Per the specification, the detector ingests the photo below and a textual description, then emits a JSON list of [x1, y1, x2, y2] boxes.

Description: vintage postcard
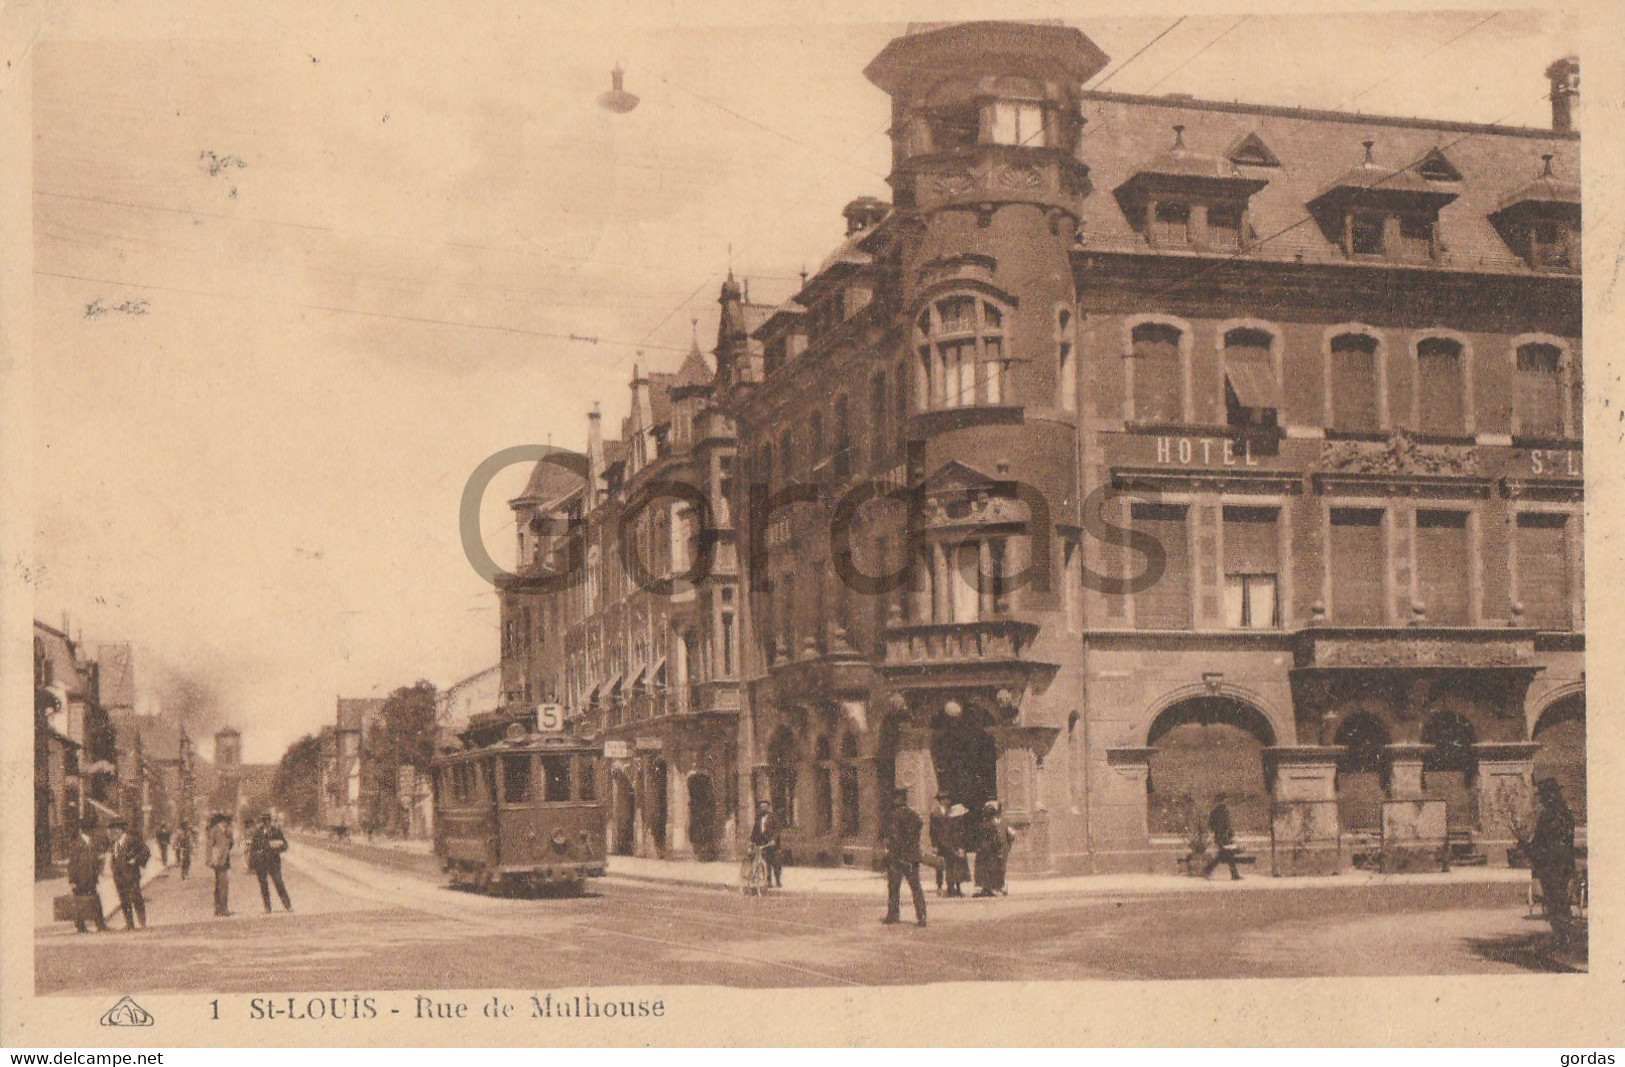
[[4, 0, 1622, 1048]]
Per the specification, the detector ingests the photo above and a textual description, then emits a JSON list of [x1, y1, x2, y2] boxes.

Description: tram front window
[[576, 756, 597, 802], [503, 754, 533, 803], [542, 756, 572, 802]]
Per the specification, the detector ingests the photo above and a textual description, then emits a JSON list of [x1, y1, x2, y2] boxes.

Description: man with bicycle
[[750, 799, 782, 889]]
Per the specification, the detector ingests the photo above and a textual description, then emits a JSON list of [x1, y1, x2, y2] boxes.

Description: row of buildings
[[489, 23, 1584, 874], [33, 618, 253, 870]]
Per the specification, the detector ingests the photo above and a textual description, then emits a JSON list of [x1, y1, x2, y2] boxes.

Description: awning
[[606, 672, 624, 700], [651, 658, 667, 688], [629, 666, 648, 693], [1225, 349, 1281, 410]]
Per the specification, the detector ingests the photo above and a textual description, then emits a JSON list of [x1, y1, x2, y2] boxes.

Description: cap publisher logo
[[100, 996, 154, 1027]]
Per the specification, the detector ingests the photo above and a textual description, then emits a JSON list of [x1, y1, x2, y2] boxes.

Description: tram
[[432, 705, 606, 894]]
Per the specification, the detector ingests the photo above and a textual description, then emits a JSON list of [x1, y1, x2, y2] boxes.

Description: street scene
[[31, 12, 1587, 1004], [35, 834, 1568, 994]]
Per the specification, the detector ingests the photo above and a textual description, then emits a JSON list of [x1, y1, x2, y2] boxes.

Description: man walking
[[880, 788, 927, 928], [1529, 778, 1578, 944], [1202, 793, 1243, 881], [175, 822, 194, 880], [248, 813, 294, 913], [206, 812, 235, 916], [108, 819, 150, 930], [749, 800, 782, 889], [155, 823, 172, 866], [928, 792, 955, 897], [67, 819, 108, 934]]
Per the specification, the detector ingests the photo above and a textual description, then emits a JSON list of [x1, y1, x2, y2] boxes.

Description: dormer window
[[1311, 141, 1458, 265], [1530, 218, 1578, 270], [1115, 126, 1268, 255], [1489, 155, 1580, 274]]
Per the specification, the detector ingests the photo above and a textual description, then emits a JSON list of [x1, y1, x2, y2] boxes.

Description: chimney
[[586, 403, 604, 506], [1547, 56, 1579, 133]]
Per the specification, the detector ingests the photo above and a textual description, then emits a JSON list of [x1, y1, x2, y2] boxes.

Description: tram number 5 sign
[[536, 704, 564, 732]]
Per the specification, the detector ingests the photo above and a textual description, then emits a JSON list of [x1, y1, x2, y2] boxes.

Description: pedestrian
[[66, 818, 108, 934], [880, 788, 927, 928], [248, 812, 294, 913], [108, 819, 150, 930], [928, 792, 955, 896], [175, 822, 194, 880], [973, 800, 1017, 897], [749, 799, 782, 889], [1529, 778, 1578, 944], [945, 803, 971, 897], [1202, 793, 1243, 881], [206, 812, 235, 916], [155, 823, 172, 866]]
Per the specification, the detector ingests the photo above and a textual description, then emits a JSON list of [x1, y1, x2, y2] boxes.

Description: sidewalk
[[606, 853, 1534, 899], [33, 839, 169, 930]]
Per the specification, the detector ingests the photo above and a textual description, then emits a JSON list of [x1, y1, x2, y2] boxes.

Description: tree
[[271, 734, 324, 828], [365, 680, 438, 836]]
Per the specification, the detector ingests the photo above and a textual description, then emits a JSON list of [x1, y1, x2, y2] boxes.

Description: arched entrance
[[1335, 713, 1390, 832], [687, 773, 717, 860], [1421, 711, 1478, 829], [1147, 696, 1275, 837], [930, 701, 997, 811], [767, 727, 799, 827], [611, 768, 636, 856], [1533, 695, 1585, 825]]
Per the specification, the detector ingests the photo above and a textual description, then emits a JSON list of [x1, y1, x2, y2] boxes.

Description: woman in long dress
[[974, 800, 1016, 897]]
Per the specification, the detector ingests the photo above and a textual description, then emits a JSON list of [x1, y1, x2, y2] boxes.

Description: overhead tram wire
[[1085, 17, 1189, 91], [1335, 11, 1502, 112], [1141, 16, 1249, 94]]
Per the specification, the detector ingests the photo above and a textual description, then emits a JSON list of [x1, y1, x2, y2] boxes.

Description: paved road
[[36, 841, 1566, 995]]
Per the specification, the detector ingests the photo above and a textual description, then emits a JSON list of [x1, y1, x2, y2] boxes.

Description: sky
[[30, 4, 1580, 763]]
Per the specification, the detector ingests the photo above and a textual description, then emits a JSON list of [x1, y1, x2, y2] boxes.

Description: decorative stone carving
[[1316, 429, 1479, 476], [995, 164, 1044, 190], [929, 170, 977, 198], [1312, 637, 1531, 668]]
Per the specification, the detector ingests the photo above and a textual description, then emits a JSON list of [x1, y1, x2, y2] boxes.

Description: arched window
[[1335, 713, 1391, 831], [1128, 322, 1183, 423], [1416, 336, 1466, 435], [1532, 696, 1585, 825], [1515, 342, 1565, 438], [1421, 711, 1478, 829], [1222, 328, 1280, 428], [1330, 332, 1381, 431], [916, 295, 1009, 411], [1147, 697, 1275, 837]]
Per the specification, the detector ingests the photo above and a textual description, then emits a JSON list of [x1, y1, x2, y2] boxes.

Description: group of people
[[62, 810, 295, 932], [881, 789, 1019, 927], [928, 792, 1017, 899]]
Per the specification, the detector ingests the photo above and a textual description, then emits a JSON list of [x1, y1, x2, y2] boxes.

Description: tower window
[[916, 295, 1011, 411], [991, 100, 1047, 147]]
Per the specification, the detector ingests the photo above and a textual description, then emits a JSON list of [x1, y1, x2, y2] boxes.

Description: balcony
[[880, 619, 1051, 690]]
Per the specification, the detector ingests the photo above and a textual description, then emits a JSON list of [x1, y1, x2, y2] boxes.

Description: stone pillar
[[1381, 742, 1446, 872], [1264, 745, 1346, 876], [1474, 741, 1539, 860], [1385, 742, 1431, 798], [1101, 748, 1154, 871], [892, 725, 937, 815], [931, 543, 949, 623], [666, 759, 692, 860]]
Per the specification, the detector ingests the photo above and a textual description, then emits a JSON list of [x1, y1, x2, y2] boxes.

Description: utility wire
[[1142, 17, 1249, 93], [1087, 18, 1189, 90], [1336, 11, 1501, 111]]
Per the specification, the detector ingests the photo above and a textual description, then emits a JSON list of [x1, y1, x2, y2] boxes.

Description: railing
[[882, 619, 1039, 667]]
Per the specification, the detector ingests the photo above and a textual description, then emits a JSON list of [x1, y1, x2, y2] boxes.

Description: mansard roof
[[1076, 90, 1578, 274]]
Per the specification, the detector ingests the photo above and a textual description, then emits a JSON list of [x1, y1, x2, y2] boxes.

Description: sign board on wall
[[603, 740, 631, 759]]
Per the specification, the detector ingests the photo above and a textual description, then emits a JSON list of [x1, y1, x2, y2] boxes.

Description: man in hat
[[1202, 793, 1243, 881], [174, 821, 194, 880], [66, 816, 108, 934], [880, 788, 927, 927], [928, 791, 956, 896], [206, 812, 235, 916], [155, 822, 172, 867], [1528, 778, 1578, 943], [749, 799, 782, 889], [974, 799, 1017, 897], [248, 812, 294, 913], [108, 819, 150, 930]]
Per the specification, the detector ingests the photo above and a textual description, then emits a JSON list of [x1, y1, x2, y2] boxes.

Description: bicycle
[[741, 844, 771, 897]]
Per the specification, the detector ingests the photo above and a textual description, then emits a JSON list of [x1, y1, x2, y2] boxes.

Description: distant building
[[318, 697, 384, 831], [436, 664, 502, 747]]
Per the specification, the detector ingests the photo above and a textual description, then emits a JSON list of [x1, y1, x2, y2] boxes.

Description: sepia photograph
[[5, 0, 1619, 1049]]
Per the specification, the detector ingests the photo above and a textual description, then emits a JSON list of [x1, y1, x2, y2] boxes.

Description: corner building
[[504, 21, 1584, 874]]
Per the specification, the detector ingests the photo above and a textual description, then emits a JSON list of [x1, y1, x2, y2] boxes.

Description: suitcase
[[53, 893, 101, 923]]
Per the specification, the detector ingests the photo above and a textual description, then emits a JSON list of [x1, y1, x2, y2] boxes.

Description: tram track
[[287, 841, 867, 986]]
